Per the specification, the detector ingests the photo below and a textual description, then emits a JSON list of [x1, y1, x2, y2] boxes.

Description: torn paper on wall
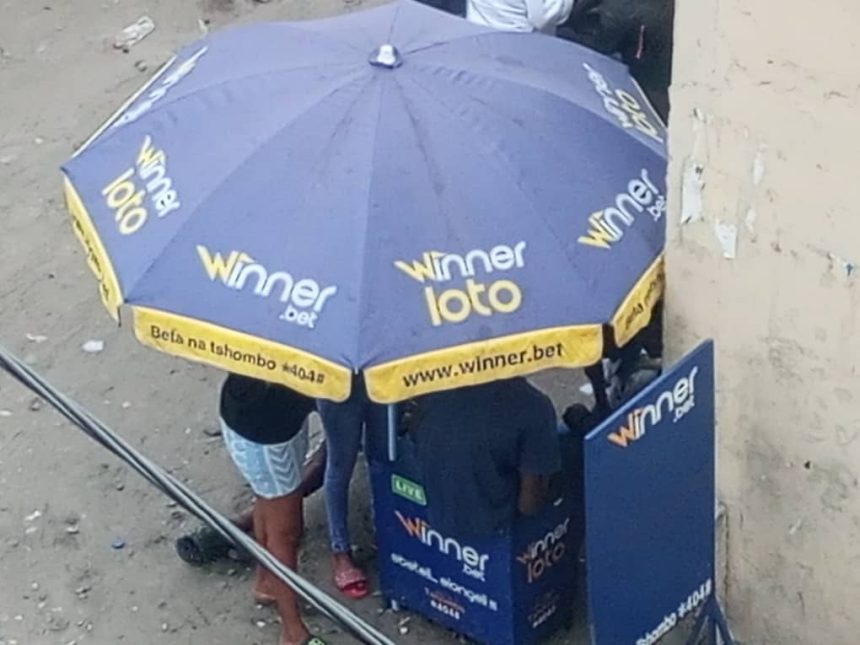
[[744, 208, 757, 234], [753, 145, 767, 186], [681, 163, 705, 224], [714, 220, 738, 259]]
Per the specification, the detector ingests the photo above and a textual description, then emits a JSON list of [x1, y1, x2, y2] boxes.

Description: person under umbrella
[[558, 0, 674, 120], [317, 374, 387, 599], [215, 374, 325, 645], [407, 377, 561, 536], [414, 0, 466, 15], [466, 0, 576, 34]]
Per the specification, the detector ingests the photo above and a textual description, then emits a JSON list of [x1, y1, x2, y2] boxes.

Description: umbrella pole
[[387, 404, 398, 462]]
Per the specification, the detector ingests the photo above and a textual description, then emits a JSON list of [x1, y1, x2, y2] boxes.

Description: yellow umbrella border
[[65, 177, 663, 404]]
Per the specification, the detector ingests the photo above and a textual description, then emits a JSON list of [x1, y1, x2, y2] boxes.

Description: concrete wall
[[666, 1, 860, 643]]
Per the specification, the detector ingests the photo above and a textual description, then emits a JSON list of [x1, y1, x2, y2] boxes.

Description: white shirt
[[467, 0, 575, 35]]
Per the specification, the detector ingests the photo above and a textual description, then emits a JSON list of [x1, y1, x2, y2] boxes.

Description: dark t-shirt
[[412, 378, 560, 536], [219, 374, 315, 445], [414, 0, 465, 15]]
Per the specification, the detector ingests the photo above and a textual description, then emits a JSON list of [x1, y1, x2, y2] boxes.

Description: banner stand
[[686, 595, 734, 645], [584, 340, 735, 645]]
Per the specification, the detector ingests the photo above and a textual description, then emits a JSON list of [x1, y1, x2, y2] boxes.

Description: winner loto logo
[[578, 169, 666, 251], [196, 246, 337, 329], [395, 242, 526, 327], [395, 512, 490, 582], [583, 62, 663, 144], [607, 366, 699, 448], [102, 135, 181, 236], [517, 518, 570, 584]]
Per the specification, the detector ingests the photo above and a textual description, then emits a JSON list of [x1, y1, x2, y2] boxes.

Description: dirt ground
[[0, 1, 604, 644]]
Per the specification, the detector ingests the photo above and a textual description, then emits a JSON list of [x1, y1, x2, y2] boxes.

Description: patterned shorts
[[221, 418, 308, 499]]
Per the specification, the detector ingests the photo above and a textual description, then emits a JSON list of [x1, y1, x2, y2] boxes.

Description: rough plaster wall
[[666, 1, 860, 643]]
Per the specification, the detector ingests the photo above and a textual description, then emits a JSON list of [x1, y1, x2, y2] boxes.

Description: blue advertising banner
[[585, 341, 716, 645]]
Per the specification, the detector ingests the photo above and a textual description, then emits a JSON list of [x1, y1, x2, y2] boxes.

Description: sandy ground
[[0, 1, 605, 644]]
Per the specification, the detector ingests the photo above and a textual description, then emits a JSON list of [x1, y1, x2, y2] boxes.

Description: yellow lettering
[[103, 169, 149, 235], [104, 179, 136, 209], [395, 512, 424, 538], [423, 280, 523, 325], [607, 413, 639, 448], [437, 288, 471, 324], [424, 286, 443, 327], [102, 168, 134, 200], [197, 246, 251, 283], [616, 89, 662, 142], [395, 252, 440, 283], [465, 279, 492, 316], [118, 207, 148, 235], [488, 280, 522, 313], [616, 89, 641, 112], [116, 190, 146, 221], [578, 212, 620, 250], [137, 135, 165, 168]]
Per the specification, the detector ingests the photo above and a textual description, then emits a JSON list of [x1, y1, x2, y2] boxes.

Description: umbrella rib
[[122, 70, 370, 301], [352, 78, 389, 370], [407, 57, 668, 180], [387, 2, 402, 42], [402, 25, 504, 56], [409, 63, 666, 271], [408, 53, 666, 151], [89, 61, 359, 152], [400, 70, 577, 255], [396, 71, 630, 313]]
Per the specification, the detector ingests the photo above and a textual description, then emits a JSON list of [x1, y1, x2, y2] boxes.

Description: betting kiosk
[[369, 437, 580, 645], [370, 341, 734, 645]]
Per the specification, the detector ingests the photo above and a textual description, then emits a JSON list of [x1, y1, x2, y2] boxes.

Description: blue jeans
[[317, 382, 387, 554]]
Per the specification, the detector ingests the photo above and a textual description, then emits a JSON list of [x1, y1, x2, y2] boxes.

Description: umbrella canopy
[[62, 0, 667, 404]]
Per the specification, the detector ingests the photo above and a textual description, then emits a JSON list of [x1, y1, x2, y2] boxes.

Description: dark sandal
[[175, 526, 250, 566]]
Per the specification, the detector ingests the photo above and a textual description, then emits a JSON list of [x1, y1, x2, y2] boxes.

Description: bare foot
[[253, 566, 277, 605], [252, 588, 276, 606], [280, 624, 312, 645]]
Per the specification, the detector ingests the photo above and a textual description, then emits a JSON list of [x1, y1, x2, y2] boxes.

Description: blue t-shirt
[[412, 378, 561, 536]]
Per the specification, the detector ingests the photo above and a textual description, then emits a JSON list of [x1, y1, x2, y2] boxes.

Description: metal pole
[[387, 403, 398, 462]]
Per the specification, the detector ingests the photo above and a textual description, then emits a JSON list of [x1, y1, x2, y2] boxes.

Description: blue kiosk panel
[[371, 440, 578, 645], [585, 341, 717, 645]]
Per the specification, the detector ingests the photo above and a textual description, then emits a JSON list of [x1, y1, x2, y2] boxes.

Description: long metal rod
[[0, 345, 396, 645]]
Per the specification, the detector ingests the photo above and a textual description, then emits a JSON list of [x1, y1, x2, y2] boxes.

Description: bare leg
[[233, 509, 254, 533], [237, 440, 326, 541], [253, 495, 310, 645]]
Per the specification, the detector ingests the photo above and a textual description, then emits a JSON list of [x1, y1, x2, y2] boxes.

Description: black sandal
[[175, 526, 250, 566]]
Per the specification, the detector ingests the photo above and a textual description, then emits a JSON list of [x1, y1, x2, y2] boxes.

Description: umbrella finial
[[369, 44, 402, 69]]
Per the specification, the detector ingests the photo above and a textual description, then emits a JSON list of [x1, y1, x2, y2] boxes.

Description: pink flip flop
[[333, 565, 369, 600]]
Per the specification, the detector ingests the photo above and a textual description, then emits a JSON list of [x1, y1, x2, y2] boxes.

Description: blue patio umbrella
[[62, 0, 667, 403]]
